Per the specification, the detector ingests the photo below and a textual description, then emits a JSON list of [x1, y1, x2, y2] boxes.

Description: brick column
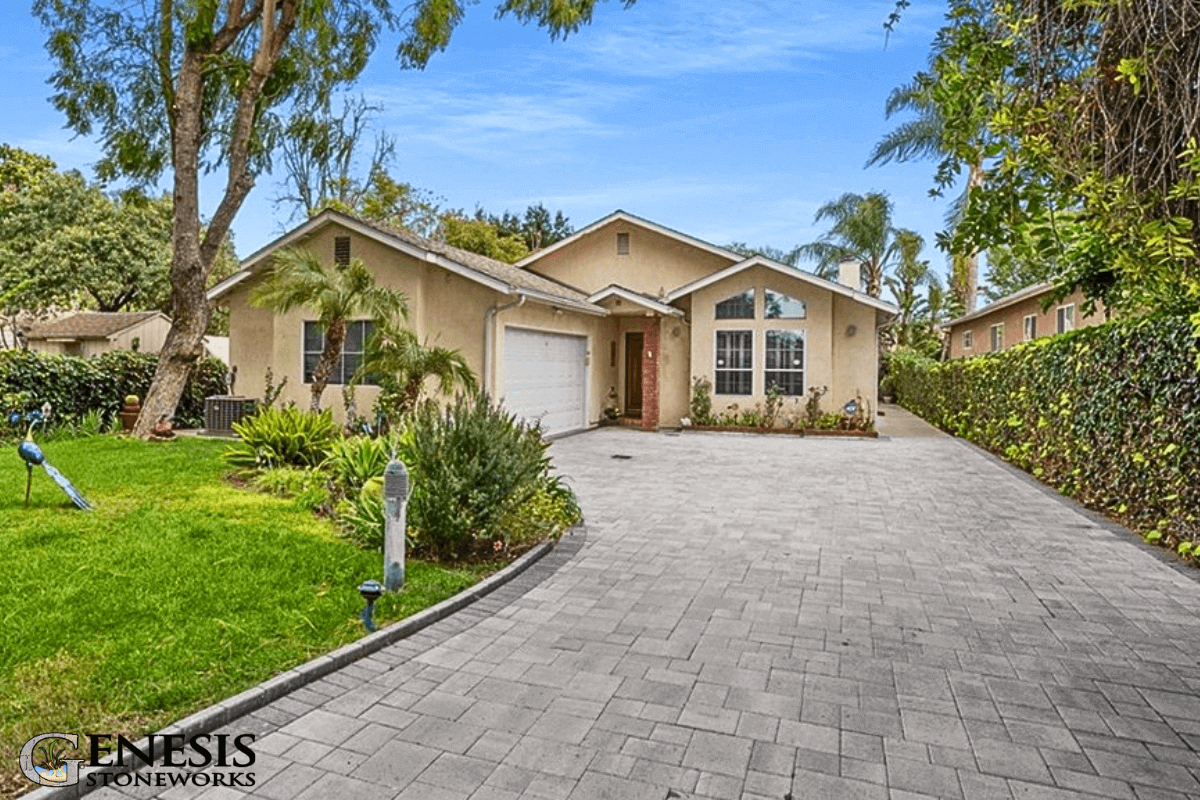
[[641, 317, 660, 430]]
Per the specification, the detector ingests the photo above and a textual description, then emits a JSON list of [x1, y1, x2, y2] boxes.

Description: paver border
[[20, 530, 580, 800], [949, 436, 1200, 586]]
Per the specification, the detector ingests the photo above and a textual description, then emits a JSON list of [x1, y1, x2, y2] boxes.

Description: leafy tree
[[484, 203, 573, 252], [796, 192, 900, 296], [250, 248, 408, 411], [442, 216, 529, 263], [34, 0, 632, 438], [355, 322, 477, 418], [35, 190, 174, 312], [725, 242, 803, 266]]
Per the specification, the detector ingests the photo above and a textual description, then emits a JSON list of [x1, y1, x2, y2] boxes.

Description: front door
[[624, 332, 643, 418]]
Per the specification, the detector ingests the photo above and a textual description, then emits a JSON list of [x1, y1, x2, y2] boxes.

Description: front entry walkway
[[131, 428, 1200, 800]]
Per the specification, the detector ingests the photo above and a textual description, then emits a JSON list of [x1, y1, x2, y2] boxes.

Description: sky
[[0, 0, 956, 290]]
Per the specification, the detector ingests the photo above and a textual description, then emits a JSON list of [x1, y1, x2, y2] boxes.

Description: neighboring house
[[22, 311, 172, 357], [946, 282, 1108, 359], [209, 209, 897, 435]]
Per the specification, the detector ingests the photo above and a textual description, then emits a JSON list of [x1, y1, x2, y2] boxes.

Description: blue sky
[[0, 1, 954, 288]]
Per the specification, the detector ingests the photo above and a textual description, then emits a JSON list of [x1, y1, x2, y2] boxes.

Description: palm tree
[[250, 247, 408, 411], [795, 192, 899, 297], [356, 323, 477, 418], [866, 0, 998, 313], [884, 230, 932, 347]]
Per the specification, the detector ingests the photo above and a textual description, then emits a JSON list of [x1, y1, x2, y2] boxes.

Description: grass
[[0, 435, 495, 799]]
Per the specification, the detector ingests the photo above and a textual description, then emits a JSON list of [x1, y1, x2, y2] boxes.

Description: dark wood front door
[[625, 332, 644, 418]]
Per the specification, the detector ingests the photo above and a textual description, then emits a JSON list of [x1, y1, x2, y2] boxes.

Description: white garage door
[[503, 328, 587, 436]]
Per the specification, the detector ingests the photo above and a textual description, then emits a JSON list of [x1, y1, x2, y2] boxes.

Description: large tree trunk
[[133, 1, 297, 437], [132, 48, 210, 438]]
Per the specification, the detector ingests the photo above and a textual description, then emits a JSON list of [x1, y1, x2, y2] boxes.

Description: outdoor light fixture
[[357, 579, 383, 632], [383, 460, 409, 592]]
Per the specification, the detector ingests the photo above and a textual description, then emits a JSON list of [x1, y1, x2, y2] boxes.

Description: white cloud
[[364, 80, 638, 161], [571, 0, 943, 77]]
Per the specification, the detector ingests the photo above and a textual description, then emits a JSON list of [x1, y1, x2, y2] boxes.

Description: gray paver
[[126, 425, 1200, 800]]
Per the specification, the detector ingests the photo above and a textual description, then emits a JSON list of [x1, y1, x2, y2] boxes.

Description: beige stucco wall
[[224, 221, 615, 426], [948, 287, 1106, 358], [526, 220, 736, 296], [687, 266, 877, 423], [104, 316, 172, 355]]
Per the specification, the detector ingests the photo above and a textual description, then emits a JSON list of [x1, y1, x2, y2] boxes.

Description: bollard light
[[357, 579, 383, 632], [383, 460, 409, 592]]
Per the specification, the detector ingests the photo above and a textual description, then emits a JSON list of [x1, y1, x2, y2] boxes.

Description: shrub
[[496, 476, 582, 553], [690, 377, 714, 425], [251, 467, 329, 511], [323, 434, 397, 495], [224, 406, 339, 470], [398, 393, 561, 560], [0, 349, 225, 428], [890, 313, 1200, 551]]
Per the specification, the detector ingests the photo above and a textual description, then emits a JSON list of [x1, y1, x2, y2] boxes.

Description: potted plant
[[120, 394, 141, 432]]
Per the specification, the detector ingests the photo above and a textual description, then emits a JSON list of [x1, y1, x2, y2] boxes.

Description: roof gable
[[24, 311, 165, 340], [666, 255, 899, 315], [516, 210, 743, 269]]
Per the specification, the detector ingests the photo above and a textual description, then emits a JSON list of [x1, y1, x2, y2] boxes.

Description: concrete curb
[[20, 537, 560, 800]]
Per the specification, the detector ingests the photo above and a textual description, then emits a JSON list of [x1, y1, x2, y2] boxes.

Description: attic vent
[[616, 232, 630, 255], [334, 236, 351, 266]]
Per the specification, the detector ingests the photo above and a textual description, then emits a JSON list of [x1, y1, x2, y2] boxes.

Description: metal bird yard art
[[10, 408, 92, 510]]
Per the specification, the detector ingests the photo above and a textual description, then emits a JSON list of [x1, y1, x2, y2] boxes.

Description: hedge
[[889, 314, 1200, 553], [0, 350, 227, 429]]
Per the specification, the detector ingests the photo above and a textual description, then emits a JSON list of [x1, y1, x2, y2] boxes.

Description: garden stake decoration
[[11, 410, 92, 510]]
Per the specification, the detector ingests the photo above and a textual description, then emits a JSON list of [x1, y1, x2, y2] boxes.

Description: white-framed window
[[764, 290, 806, 319], [617, 232, 630, 255], [962, 330, 973, 349], [1056, 304, 1075, 333], [715, 289, 754, 320], [764, 330, 805, 395], [1023, 314, 1037, 341], [714, 330, 753, 395], [989, 323, 1004, 352], [303, 320, 375, 385]]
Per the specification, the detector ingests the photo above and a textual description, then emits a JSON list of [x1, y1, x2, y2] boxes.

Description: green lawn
[[0, 435, 493, 798]]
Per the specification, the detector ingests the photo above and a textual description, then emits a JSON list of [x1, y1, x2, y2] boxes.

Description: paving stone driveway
[[140, 424, 1200, 800]]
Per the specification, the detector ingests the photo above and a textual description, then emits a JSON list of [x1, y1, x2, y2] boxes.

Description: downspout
[[483, 293, 526, 397]]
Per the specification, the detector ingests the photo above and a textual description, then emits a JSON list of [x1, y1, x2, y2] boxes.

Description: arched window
[[715, 289, 754, 319], [764, 289, 806, 319]]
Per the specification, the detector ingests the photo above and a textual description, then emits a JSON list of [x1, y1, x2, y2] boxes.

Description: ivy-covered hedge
[[889, 315, 1200, 554], [0, 350, 227, 429]]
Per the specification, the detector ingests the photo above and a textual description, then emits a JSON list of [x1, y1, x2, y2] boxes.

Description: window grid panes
[[303, 320, 376, 385], [715, 290, 754, 320], [1023, 315, 1037, 341], [990, 324, 1004, 352], [715, 330, 753, 395], [764, 330, 804, 396], [764, 290, 806, 319], [963, 330, 973, 349], [1057, 304, 1074, 333]]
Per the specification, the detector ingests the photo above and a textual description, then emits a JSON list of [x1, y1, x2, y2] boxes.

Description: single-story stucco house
[[208, 209, 898, 435], [21, 311, 230, 363], [945, 282, 1108, 359], [23, 311, 172, 357]]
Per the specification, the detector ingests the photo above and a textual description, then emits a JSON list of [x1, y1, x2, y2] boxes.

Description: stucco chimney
[[838, 258, 861, 291]]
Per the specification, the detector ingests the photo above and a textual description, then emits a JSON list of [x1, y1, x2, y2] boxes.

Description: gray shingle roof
[[24, 311, 161, 340], [352, 217, 597, 308]]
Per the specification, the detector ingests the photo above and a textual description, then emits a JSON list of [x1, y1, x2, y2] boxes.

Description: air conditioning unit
[[204, 396, 256, 433]]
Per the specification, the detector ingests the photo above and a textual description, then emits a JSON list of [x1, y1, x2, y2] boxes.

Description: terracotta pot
[[120, 408, 140, 431]]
